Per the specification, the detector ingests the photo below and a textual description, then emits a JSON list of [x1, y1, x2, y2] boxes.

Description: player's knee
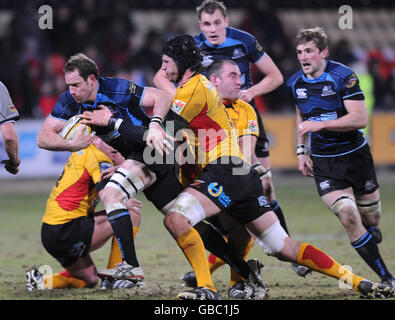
[[104, 167, 145, 202], [255, 221, 288, 256], [356, 197, 381, 221], [330, 195, 357, 216], [83, 275, 100, 288], [166, 192, 206, 227]]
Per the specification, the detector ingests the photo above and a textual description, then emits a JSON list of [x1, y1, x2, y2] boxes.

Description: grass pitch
[[0, 170, 394, 302]]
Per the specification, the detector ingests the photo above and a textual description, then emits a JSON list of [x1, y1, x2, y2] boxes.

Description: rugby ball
[[59, 115, 92, 140]]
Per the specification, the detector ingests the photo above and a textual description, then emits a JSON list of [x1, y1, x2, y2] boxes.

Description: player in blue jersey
[[155, 0, 309, 278], [287, 27, 394, 288], [37, 53, 175, 285]]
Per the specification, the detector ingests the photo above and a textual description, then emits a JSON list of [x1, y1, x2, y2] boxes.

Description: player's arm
[[240, 54, 283, 102], [0, 122, 20, 174], [37, 116, 93, 152], [238, 134, 258, 165], [297, 100, 368, 136], [296, 107, 313, 177], [153, 69, 177, 97]]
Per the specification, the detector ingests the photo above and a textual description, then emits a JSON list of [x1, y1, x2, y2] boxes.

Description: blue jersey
[[194, 27, 265, 90], [287, 60, 366, 157], [51, 77, 151, 155]]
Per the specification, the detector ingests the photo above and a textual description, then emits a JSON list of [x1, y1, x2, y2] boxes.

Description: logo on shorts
[[207, 182, 231, 207], [71, 241, 86, 258], [319, 180, 331, 190], [365, 180, 376, 191], [258, 195, 269, 207]]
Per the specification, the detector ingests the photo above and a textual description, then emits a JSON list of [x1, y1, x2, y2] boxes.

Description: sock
[[351, 231, 393, 281], [270, 200, 289, 234], [44, 270, 85, 289], [297, 242, 365, 292], [230, 237, 254, 286], [176, 228, 216, 292], [106, 236, 123, 269], [195, 222, 250, 279], [107, 209, 139, 267], [208, 253, 226, 273]]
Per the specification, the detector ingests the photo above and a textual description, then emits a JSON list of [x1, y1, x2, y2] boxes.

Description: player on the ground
[[26, 136, 143, 290], [287, 27, 394, 288], [0, 81, 20, 175], [146, 34, 394, 300]]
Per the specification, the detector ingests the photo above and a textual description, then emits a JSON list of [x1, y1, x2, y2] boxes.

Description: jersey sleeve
[[0, 82, 19, 124], [242, 104, 259, 137], [340, 71, 364, 101], [245, 34, 265, 64], [126, 81, 145, 107]]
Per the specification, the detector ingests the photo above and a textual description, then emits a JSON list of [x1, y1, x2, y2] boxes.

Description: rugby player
[[287, 27, 394, 288], [26, 136, 142, 290], [154, 0, 307, 276], [146, 34, 394, 300]]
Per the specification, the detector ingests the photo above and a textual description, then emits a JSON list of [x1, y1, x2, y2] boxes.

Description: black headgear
[[163, 34, 203, 82]]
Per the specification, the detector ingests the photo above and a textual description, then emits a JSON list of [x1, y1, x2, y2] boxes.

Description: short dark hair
[[163, 34, 203, 82], [295, 27, 328, 53], [196, 0, 227, 20], [63, 53, 99, 80], [206, 60, 237, 79]]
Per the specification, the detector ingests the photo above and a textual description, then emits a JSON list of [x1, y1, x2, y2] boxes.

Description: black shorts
[[143, 170, 183, 211], [312, 144, 379, 197], [189, 157, 272, 224], [41, 216, 94, 268], [251, 101, 270, 158]]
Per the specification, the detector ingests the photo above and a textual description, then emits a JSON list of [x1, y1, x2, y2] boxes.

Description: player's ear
[[321, 48, 329, 60], [224, 16, 229, 27]]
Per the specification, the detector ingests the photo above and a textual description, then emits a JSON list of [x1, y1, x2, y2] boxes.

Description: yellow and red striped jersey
[[171, 74, 244, 168], [42, 145, 113, 225]]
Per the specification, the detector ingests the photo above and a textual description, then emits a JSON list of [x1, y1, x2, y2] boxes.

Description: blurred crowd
[[0, 0, 394, 118]]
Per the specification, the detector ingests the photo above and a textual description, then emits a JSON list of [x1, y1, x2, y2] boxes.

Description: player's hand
[[79, 105, 113, 127], [125, 197, 143, 216], [239, 89, 254, 103], [297, 154, 314, 177], [146, 123, 174, 156], [297, 121, 324, 136], [1, 159, 20, 175], [68, 126, 94, 151], [100, 165, 119, 182]]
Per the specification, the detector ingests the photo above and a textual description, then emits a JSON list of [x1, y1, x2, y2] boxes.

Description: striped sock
[[352, 231, 392, 281]]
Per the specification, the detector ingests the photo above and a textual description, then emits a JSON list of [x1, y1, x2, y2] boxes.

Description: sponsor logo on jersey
[[207, 182, 231, 207], [8, 100, 16, 112], [255, 40, 263, 52], [128, 83, 137, 95], [202, 55, 214, 67], [171, 99, 186, 114], [296, 88, 308, 99], [346, 73, 358, 88], [321, 85, 336, 96], [365, 180, 376, 191], [248, 120, 258, 133], [232, 48, 245, 59]]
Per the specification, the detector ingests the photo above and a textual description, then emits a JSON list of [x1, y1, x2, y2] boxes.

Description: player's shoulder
[[57, 90, 76, 107], [226, 27, 255, 42], [99, 77, 132, 93], [326, 60, 355, 81], [234, 99, 255, 112]]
